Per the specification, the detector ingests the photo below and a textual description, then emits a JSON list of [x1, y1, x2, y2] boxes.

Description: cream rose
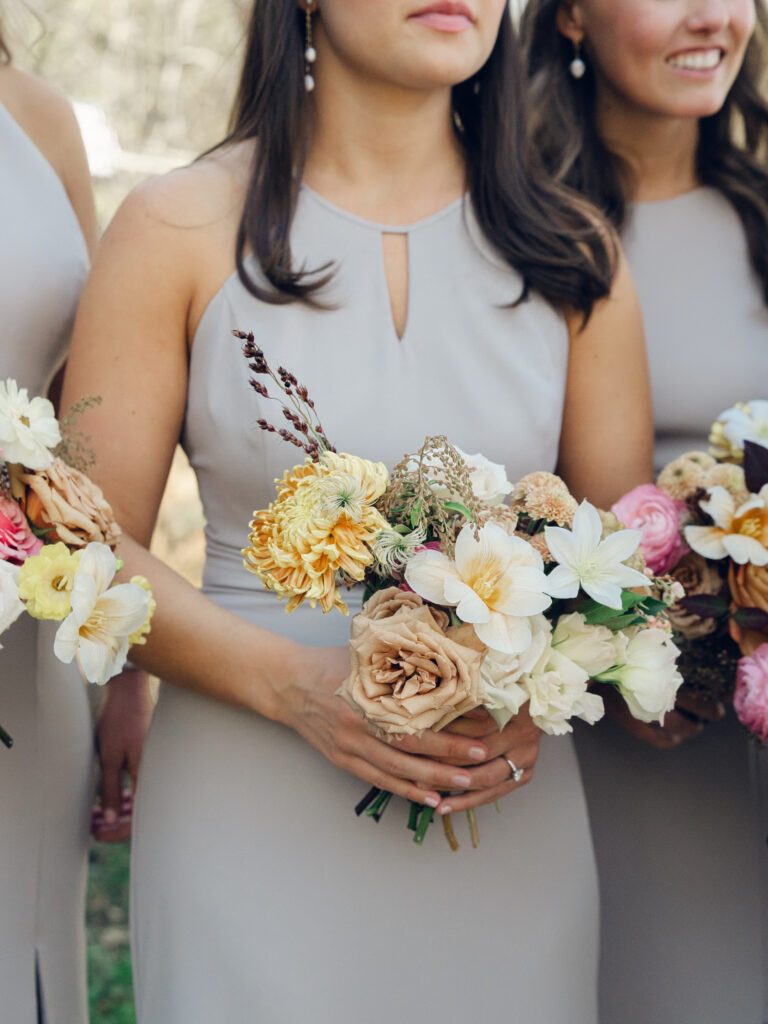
[[12, 458, 120, 549], [340, 598, 485, 737]]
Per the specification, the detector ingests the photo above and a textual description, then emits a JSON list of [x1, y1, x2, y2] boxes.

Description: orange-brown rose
[[667, 553, 723, 640], [339, 594, 485, 737], [729, 562, 768, 655], [12, 458, 120, 549]]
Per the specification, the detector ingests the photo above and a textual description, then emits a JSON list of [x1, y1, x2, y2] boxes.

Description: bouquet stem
[[413, 806, 435, 845], [467, 808, 479, 849], [0, 723, 13, 749], [442, 813, 460, 852], [354, 786, 382, 817]]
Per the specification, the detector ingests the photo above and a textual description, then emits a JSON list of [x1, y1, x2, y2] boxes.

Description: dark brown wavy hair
[[214, 0, 617, 318], [520, 0, 768, 303], [0, 15, 11, 64]]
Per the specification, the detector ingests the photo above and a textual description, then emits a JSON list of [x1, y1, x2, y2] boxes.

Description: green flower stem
[[354, 786, 381, 817], [413, 806, 435, 845], [365, 789, 391, 819], [407, 801, 420, 831], [371, 792, 393, 823]]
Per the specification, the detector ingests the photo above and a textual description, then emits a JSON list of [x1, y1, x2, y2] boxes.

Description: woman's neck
[[595, 87, 701, 202], [303, 49, 466, 224]]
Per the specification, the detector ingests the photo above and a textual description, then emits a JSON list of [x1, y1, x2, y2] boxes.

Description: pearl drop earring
[[569, 41, 586, 80], [304, 2, 317, 93]]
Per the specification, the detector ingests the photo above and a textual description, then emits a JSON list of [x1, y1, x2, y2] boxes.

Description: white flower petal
[[572, 500, 603, 549], [543, 564, 580, 600], [699, 487, 735, 530], [404, 549, 459, 604], [444, 579, 490, 623], [597, 528, 642, 566], [543, 524, 579, 568], [684, 525, 729, 561], [53, 614, 80, 664], [581, 577, 624, 610], [475, 612, 533, 655], [722, 534, 768, 566]]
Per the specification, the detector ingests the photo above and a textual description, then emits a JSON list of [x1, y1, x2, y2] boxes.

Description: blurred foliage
[[87, 842, 135, 1024]]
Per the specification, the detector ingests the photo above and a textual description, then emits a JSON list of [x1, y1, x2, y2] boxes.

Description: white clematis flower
[[54, 542, 150, 685], [480, 614, 551, 729], [596, 627, 682, 724], [718, 400, 768, 452], [551, 612, 617, 676], [0, 378, 60, 470], [544, 499, 648, 609], [0, 560, 24, 643], [525, 641, 604, 736], [685, 485, 768, 566], [404, 521, 551, 654]]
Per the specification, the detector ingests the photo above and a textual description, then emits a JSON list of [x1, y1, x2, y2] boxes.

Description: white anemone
[[404, 521, 551, 654], [0, 378, 60, 469], [544, 499, 648, 609], [685, 485, 768, 566], [54, 542, 150, 685]]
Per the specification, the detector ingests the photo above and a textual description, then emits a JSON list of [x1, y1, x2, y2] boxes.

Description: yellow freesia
[[17, 542, 81, 620]]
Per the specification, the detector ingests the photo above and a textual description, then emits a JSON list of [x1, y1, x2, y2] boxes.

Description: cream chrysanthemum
[[17, 542, 82, 620], [657, 451, 715, 501], [702, 462, 750, 506], [510, 471, 578, 526], [243, 452, 390, 615]]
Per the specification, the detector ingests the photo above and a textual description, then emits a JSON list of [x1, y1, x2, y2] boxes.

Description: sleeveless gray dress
[[575, 188, 768, 1024], [130, 187, 600, 1023], [0, 100, 91, 1023]]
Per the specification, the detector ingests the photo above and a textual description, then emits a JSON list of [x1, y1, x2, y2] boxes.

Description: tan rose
[[362, 586, 450, 631], [667, 552, 723, 639], [340, 601, 485, 737], [12, 458, 120, 549], [729, 562, 768, 656]]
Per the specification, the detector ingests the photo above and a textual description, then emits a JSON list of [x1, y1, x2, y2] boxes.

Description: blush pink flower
[[0, 495, 42, 565], [612, 484, 688, 575], [734, 644, 768, 742]]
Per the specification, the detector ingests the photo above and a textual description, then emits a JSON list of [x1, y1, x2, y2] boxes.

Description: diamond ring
[[504, 756, 524, 783]]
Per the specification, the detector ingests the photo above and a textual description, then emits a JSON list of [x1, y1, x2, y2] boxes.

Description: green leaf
[[443, 500, 474, 520], [410, 501, 423, 529]]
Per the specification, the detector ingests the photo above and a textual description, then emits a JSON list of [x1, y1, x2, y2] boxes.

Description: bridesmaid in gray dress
[[522, 2, 768, 1022], [62, 2, 652, 1020], [0, 41, 94, 1024]]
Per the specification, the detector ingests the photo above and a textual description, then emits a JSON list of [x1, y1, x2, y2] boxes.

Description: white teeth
[[667, 49, 722, 71]]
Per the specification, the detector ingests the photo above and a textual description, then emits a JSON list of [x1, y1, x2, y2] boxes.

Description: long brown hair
[[520, 0, 768, 303], [0, 15, 11, 64], [214, 1, 617, 318]]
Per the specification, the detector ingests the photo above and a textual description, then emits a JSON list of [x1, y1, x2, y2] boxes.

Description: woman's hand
[[92, 667, 154, 842], [281, 646, 506, 809], [598, 682, 725, 750]]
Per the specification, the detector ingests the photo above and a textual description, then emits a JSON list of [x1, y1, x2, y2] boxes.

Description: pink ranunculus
[[612, 484, 688, 575], [0, 495, 42, 565], [734, 644, 768, 742]]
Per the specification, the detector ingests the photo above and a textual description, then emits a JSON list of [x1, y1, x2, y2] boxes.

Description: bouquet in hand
[[0, 379, 155, 748], [238, 333, 684, 847], [612, 400, 768, 743]]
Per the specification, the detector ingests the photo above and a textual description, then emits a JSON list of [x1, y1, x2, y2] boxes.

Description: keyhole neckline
[[301, 183, 466, 235]]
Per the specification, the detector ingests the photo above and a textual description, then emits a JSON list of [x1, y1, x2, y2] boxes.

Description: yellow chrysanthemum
[[243, 452, 390, 615], [17, 542, 82, 620], [127, 575, 156, 646]]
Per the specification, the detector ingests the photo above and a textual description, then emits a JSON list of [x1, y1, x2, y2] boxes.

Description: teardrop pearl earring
[[569, 41, 586, 80], [304, 2, 317, 93]]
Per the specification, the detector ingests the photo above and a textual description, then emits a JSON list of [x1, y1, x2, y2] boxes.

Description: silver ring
[[504, 756, 524, 783]]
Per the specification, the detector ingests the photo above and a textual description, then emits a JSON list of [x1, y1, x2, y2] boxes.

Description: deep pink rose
[[612, 484, 688, 575], [734, 644, 768, 742], [0, 495, 42, 565]]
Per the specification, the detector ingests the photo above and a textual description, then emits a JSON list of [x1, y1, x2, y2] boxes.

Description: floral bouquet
[[0, 379, 155, 748], [237, 333, 684, 847], [612, 400, 768, 743]]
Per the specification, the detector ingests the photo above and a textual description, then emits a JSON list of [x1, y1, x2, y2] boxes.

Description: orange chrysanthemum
[[243, 452, 390, 615]]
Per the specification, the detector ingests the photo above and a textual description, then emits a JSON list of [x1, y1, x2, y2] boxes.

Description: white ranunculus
[[719, 400, 768, 452], [405, 521, 551, 654], [551, 612, 617, 676], [454, 447, 514, 507], [0, 378, 60, 470], [480, 614, 551, 729], [54, 542, 150, 685], [597, 627, 682, 724], [524, 643, 604, 736], [0, 561, 24, 643]]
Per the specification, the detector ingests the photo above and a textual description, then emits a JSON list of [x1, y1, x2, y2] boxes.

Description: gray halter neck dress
[[129, 186, 601, 1023], [0, 98, 91, 1023], [575, 187, 768, 1024]]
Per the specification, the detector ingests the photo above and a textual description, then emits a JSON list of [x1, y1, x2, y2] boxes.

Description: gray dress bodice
[[132, 188, 602, 1023], [0, 97, 91, 1024], [623, 187, 768, 467]]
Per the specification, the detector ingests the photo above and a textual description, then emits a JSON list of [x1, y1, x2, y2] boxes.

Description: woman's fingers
[[394, 728, 489, 763], [436, 763, 535, 815]]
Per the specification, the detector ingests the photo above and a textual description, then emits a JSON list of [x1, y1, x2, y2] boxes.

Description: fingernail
[[104, 808, 117, 824], [439, 804, 453, 816], [468, 746, 486, 761], [452, 772, 472, 788], [424, 796, 439, 808]]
